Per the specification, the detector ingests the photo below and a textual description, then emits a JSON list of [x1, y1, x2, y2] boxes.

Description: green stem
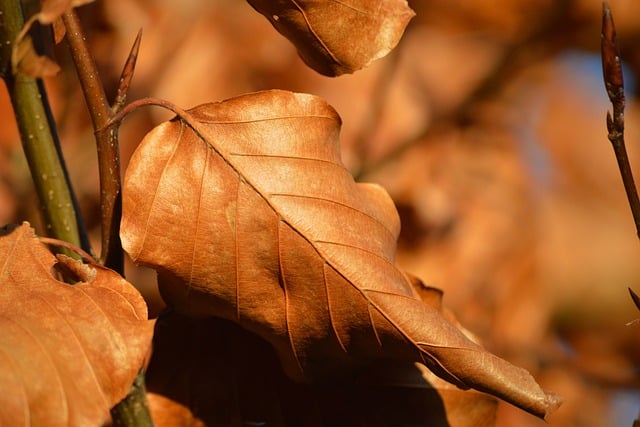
[[0, 0, 87, 253], [110, 370, 155, 427]]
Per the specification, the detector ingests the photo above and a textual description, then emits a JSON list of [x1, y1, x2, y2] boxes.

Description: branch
[[61, 8, 125, 272], [61, 9, 152, 426], [110, 370, 155, 427], [601, 1, 640, 239]]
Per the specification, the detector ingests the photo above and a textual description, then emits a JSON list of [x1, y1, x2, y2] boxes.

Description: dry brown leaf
[[12, 34, 61, 78], [12, 0, 94, 77], [0, 222, 154, 426], [246, 0, 414, 76], [29, 0, 94, 25], [120, 89, 560, 419]]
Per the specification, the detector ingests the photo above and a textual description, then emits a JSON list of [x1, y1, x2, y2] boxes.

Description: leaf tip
[[541, 391, 563, 421], [601, 0, 624, 97]]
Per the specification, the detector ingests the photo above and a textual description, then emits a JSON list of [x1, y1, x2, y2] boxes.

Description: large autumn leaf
[[0, 223, 154, 426], [246, 0, 414, 76], [120, 89, 560, 419]]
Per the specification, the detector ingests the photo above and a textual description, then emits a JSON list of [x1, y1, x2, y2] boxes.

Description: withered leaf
[[246, 0, 414, 76], [12, 35, 60, 78], [12, 0, 94, 77], [31, 0, 95, 25], [121, 89, 560, 419], [0, 223, 154, 426]]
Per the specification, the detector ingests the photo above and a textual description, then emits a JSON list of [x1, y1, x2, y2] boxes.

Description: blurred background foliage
[[0, 0, 639, 425]]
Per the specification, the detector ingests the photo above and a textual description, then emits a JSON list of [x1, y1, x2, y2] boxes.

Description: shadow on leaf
[[146, 311, 498, 427]]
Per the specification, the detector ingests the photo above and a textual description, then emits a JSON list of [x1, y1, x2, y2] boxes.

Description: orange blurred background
[[1, 1, 639, 425]]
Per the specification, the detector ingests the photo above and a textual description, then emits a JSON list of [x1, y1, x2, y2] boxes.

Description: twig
[[110, 369, 154, 427], [601, 1, 640, 239], [61, 9, 124, 272], [0, 0, 88, 256]]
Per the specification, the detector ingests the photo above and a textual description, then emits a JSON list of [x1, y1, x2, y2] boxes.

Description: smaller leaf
[[12, 0, 94, 78], [0, 223, 154, 426], [35, 0, 95, 25], [12, 32, 60, 77], [247, 0, 415, 76]]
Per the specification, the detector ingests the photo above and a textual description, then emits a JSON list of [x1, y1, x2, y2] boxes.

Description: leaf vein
[[136, 123, 184, 260], [187, 143, 209, 307], [324, 263, 348, 354], [291, 0, 343, 65], [270, 193, 397, 241], [279, 221, 304, 376], [314, 240, 396, 266], [198, 114, 336, 125], [330, 0, 375, 16], [230, 153, 340, 168], [38, 294, 111, 411], [8, 309, 69, 423]]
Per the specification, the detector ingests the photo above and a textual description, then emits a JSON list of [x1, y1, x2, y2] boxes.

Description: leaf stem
[[601, 1, 640, 239], [108, 96, 188, 127], [61, 8, 124, 271], [0, 0, 88, 254]]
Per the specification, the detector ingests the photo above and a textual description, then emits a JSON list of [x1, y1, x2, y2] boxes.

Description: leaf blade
[[0, 223, 154, 426], [246, 0, 415, 76], [121, 89, 560, 419]]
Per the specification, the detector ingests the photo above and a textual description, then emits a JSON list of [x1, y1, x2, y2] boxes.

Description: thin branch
[[61, 9, 153, 426], [61, 8, 124, 272], [601, 1, 640, 239], [110, 370, 154, 427]]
